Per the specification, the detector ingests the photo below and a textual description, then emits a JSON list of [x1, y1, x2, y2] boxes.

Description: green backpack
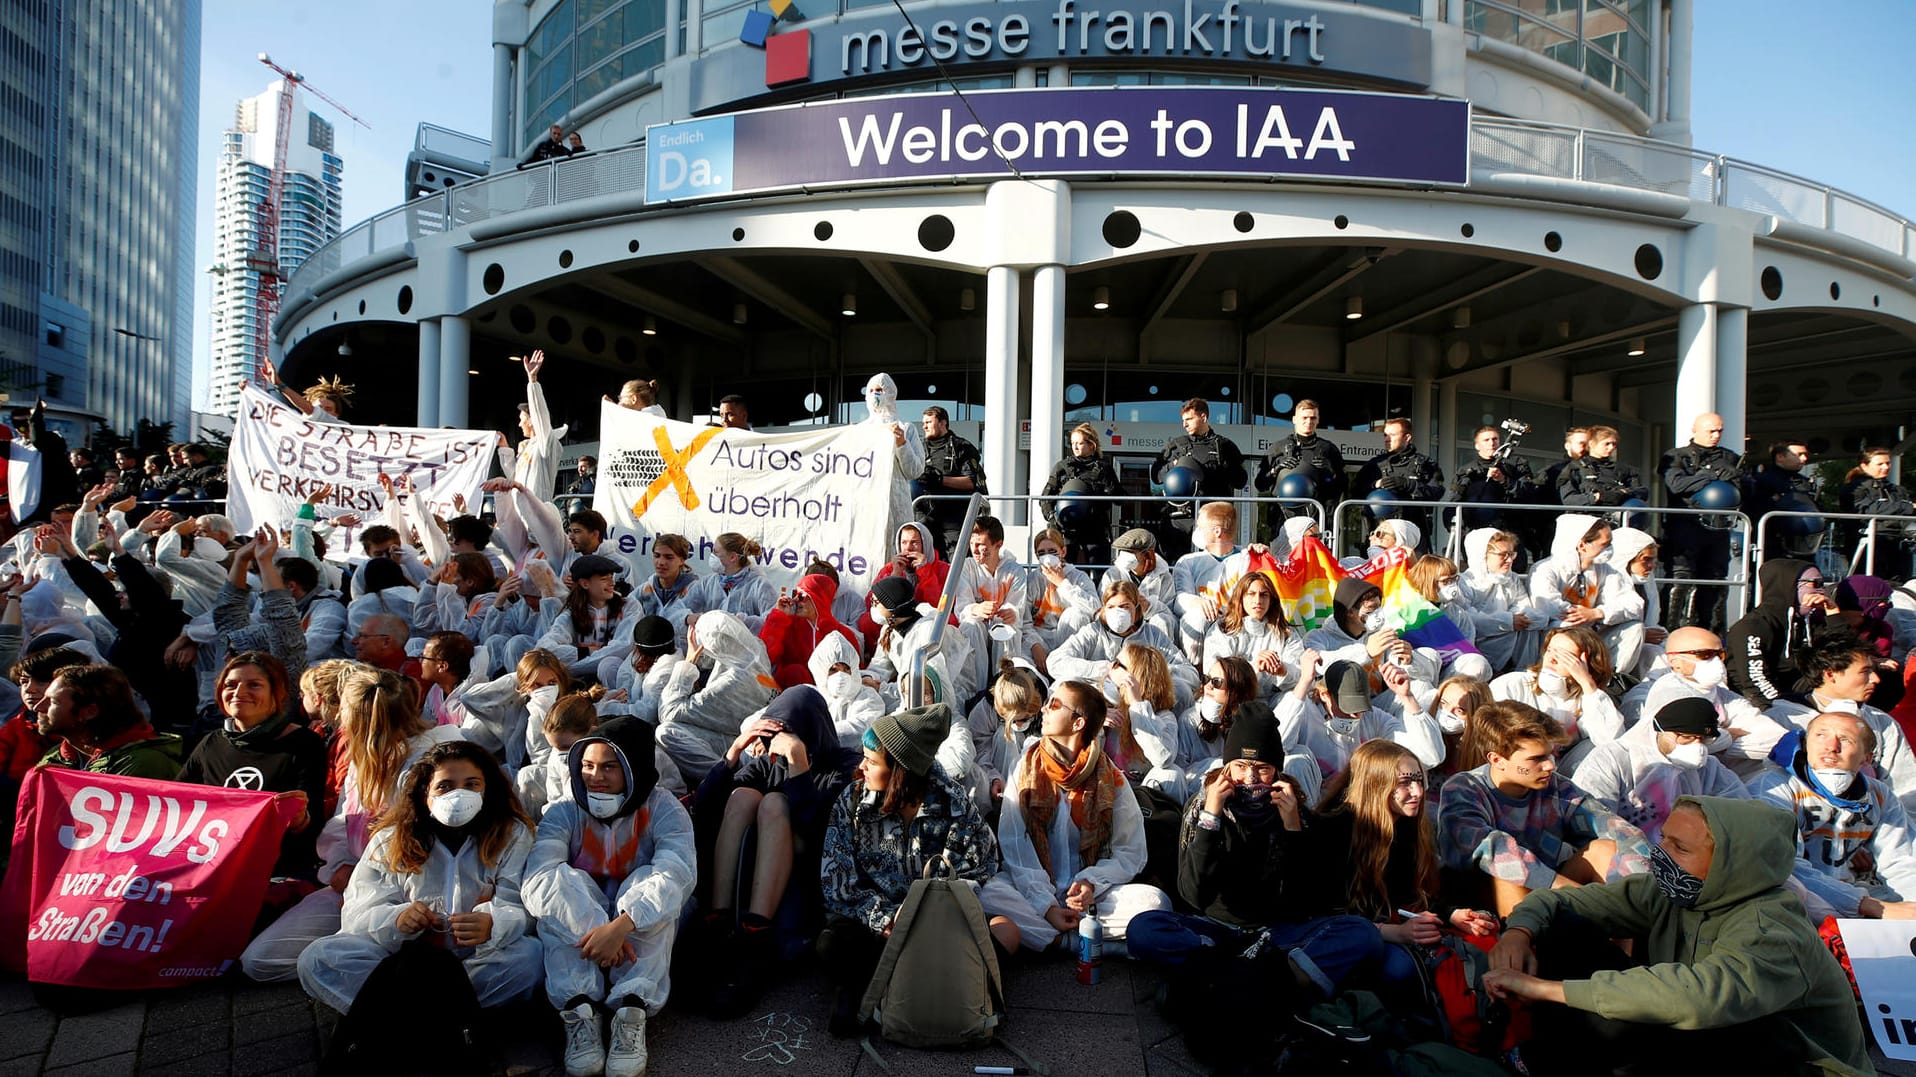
[[859, 859, 1005, 1050]]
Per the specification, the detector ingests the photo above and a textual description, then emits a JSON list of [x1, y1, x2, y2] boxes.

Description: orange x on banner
[[634, 425, 723, 518]]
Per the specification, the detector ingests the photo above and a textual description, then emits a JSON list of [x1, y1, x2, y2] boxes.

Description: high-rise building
[[207, 82, 344, 418], [2, 1, 200, 436]]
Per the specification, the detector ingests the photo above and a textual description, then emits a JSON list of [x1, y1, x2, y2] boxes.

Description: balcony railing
[[281, 111, 1916, 315]]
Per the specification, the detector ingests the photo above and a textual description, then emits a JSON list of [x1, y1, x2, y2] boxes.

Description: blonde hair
[[1068, 423, 1102, 454], [1407, 555, 1459, 605], [543, 692, 600, 737], [715, 532, 763, 560], [515, 648, 573, 697], [992, 666, 1043, 740], [1196, 501, 1236, 531], [619, 379, 660, 408], [338, 666, 427, 816], [1120, 642, 1176, 712], [1032, 528, 1068, 554], [298, 658, 360, 733]]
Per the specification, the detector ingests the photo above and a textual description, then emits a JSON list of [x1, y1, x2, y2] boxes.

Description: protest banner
[[592, 402, 897, 591], [1837, 918, 1916, 1060], [225, 384, 496, 558], [0, 768, 302, 988]]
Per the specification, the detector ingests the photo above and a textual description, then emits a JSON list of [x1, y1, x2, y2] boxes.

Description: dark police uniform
[[1659, 441, 1742, 630]]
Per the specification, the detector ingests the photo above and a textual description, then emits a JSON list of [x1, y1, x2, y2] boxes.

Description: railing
[[908, 491, 1327, 563], [280, 108, 1916, 313], [1324, 496, 1756, 623], [1752, 509, 1916, 599]]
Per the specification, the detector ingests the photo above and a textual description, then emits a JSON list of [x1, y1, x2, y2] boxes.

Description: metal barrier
[[1752, 508, 1916, 600], [910, 493, 983, 709], [1326, 496, 1755, 623], [909, 491, 1327, 563]]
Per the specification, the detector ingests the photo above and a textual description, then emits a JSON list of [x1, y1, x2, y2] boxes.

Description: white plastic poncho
[[862, 373, 927, 543], [656, 610, 777, 780]]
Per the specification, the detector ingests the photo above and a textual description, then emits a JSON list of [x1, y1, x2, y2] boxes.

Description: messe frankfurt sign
[[645, 86, 1468, 203]]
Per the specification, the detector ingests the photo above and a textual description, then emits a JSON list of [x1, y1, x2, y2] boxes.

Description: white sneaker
[[605, 1005, 648, 1077], [561, 1003, 606, 1077]]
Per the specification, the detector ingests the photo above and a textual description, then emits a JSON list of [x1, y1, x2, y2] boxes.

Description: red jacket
[[0, 708, 51, 782], [761, 574, 861, 687]]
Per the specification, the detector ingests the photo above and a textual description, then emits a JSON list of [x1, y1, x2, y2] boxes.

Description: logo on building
[[739, 0, 813, 87]]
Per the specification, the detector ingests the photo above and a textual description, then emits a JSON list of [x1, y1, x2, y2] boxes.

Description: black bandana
[[1648, 844, 1704, 908]]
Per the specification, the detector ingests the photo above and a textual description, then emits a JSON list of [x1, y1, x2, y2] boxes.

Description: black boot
[[708, 914, 775, 1019]]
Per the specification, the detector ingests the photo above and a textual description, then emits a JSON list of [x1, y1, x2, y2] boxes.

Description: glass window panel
[[577, 10, 626, 70], [625, 0, 665, 42], [579, 0, 622, 24], [702, 6, 751, 45], [623, 36, 665, 77], [576, 58, 619, 102], [535, 0, 575, 56], [537, 43, 573, 103]]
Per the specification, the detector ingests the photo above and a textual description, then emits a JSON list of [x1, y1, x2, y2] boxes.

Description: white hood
[[1278, 517, 1319, 559], [694, 609, 773, 678], [807, 629, 862, 687], [1608, 527, 1657, 578], [1378, 519, 1421, 552], [1549, 513, 1604, 569], [1463, 528, 1502, 575], [863, 372, 900, 422]]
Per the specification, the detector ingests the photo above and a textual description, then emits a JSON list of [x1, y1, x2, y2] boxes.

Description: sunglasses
[[1044, 697, 1082, 718], [1201, 674, 1226, 689], [1670, 648, 1726, 660]]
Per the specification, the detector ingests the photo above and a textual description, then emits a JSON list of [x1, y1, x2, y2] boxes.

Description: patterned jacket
[[820, 765, 999, 934]]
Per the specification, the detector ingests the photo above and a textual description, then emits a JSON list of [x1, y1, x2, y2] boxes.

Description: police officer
[[1448, 424, 1537, 533], [1750, 439, 1822, 561], [1557, 425, 1647, 510], [1253, 398, 1345, 524], [1659, 412, 1742, 630], [1152, 398, 1247, 558], [1353, 417, 1444, 534], [1041, 423, 1124, 566], [915, 405, 987, 557], [1839, 446, 1915, 582]]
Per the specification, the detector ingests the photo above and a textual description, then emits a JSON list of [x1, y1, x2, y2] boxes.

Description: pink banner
[[0, 769, 300, 988]]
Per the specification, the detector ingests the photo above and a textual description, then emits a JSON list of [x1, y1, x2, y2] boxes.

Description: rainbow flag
[[1249, 538, 1480, 664]]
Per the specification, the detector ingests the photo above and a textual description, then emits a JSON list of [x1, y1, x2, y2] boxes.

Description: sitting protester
[[1315, 740, 1499, 990], [418, 631, 482, 728], [33, 662, 181, 778], [1632, 626, 1789, 781], [1178, 655, 1323, 807], [656, 610, 779, 781], [1103, 642, 1184, 793], [1027, 528, 1100, 658], [1439, 700, 1651, 915], [690, 685, 855, 1017], [297, 740, 543, 1013], [808, 631, 885, 750], [1300, 577, 1443, 699], [856, 522, 949, 657], [760, 572, 860, 690], [1457, 528, 1543, 674], [1607, 526, 1667, 675], [817, 703, 1002, 1036], [1528, 514, 1644, 677], [1491, 625, 1625, 770], [1, 647, 87, 784], [1726, 558, 1831, 707], [1102, 528, 1180, 641], [1127, 701, 1385, 1001], [536, 555, 641, 685], [1483, 797, 1872, 1075], [1405, 555, 1495, 681], [1201, 572, 1303, 702], [597, 616, 682, 728], [1172, 502, 1249, 659], [951, 515, 1031, 690], [684, 533, 777, 634], [1290, 658, 1446, 780], [525, 717, 696, 1077], [864, 575, 971, 710], [1570, 697, 1750, 843], [1767, 632, 1916, 811], [633, 533, 699, 651], [965, 662, 1046, 808], [1048, 580, 1196, 703], [981, 679, 1171, 951], [1750, 710, 1916, 921]]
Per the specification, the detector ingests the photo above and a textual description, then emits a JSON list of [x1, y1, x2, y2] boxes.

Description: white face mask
[[586, 790, 626, 819], [1536, 669, 1569, 698], [1366, 545, 1387, 561], [428, 789, 483, 828], [1197, 696, 1222, 721], [1437, 710, 1467, 735], [1810, 767, 1857, 796], [1685, 657, 1726, 689], [1113, 551, 1141, 575], [1664, 740, 1708, 771], [1362, 609, 1387, 634], [1103, 606, 1134, 634], [528, 684, 560, 712], [1038, 553, 1063, 570], [825, 670, 859, 700], [1437, 583, 1462, 603], [865, 386, 892, 412], [1100, 678, 1122, 705]]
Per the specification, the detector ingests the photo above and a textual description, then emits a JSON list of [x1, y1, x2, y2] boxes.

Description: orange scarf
[[1018, 738, 1121, 881]]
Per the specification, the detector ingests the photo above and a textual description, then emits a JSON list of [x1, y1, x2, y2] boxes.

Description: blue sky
[[186, 0, 1916, 410]]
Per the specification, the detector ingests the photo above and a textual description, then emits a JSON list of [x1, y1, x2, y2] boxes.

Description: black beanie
[[1221, 700, 1284, 764], [871, 575, 917, 615], [1653, 696, 1719, 738], [632, 615, 675, 655]]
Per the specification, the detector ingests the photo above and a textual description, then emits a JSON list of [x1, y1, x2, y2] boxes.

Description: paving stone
[[852, 1009, 1141, 1077], [229, 985, 307, 1018], [229, 1028, 317, 1077], [1002, 954, 1136, 1016], [649, 976, 861, 1077], [229, 1003, 315, 1048], [138, 1024, 231, 1069], [137, 1050, 229, 1077], [0, 1011, 56, 1063], [145, 989, 231, 1033], [42, 1051, 136, 1077], [0, 982, 40, 1017], [0, 1056, 47, 1077], [43, 1006, 144, 1070]]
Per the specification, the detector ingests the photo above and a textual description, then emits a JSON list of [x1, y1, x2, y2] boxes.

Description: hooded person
[[1569, 697, 1750, 843], [1749, 710, 1916, 923], [656, 610, 779, 781], [597, 615, 682, 727], [1299, 577, 1442, 706], [1273, 516, 1322, 562], [1485, 796, 1873, 1077], [856, 521, 949, 655], [18, 584, 103, 662], [980, 678, 1172, 952], [1288, 659, 1447, 780], [1047, 577, 1198, 707], [1527, 514, 1645, 676], [863, 574, 972, 711], [1725, 557, 1828, 707], [1605, 525, 1663, 675], [759, 572, 861, 690], [524, 716, 695, 1077], [860, 373, 928, 546], [1456, 527, 1544, 674], [807, 630, 885, 749], [1833, 575, 1906, 713]]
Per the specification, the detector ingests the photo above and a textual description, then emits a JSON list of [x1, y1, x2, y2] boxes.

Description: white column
[[1027, 264, 1066, 507], [664, 0, 684, 59], [491, 45, 514, 166], [1673, 301, 1716, 435], [1655, 0, 1693, 142], [984, 266, 1021, 508], [417, 319, 442, 427], [439, 316, 471, 428], [1714, 305, 1748, 455]]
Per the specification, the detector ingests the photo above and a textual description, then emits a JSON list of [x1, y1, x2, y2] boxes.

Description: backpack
[[1416, 932, 1531, 1056], [323, 939, 488, 1077], [859, 857, 1004, 1051]]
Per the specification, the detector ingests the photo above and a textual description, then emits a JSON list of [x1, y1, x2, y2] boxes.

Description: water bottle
[[1076, 913, 1103, 986]]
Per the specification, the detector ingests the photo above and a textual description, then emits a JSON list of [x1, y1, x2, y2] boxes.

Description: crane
[[246, 53, 369, 387]]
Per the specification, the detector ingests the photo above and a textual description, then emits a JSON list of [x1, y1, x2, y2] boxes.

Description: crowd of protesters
[[0, 365, 1910, 1077]]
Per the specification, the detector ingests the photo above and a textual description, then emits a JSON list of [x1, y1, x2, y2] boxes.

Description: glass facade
[[1465, 0, 1653, 112], [522, 0, 670, 150]]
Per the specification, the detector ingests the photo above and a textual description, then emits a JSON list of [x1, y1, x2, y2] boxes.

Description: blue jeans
[[1128, 911, 1383, 997]]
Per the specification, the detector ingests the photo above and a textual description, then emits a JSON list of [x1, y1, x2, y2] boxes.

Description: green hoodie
[[1505, 795, 1871, 1076]]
